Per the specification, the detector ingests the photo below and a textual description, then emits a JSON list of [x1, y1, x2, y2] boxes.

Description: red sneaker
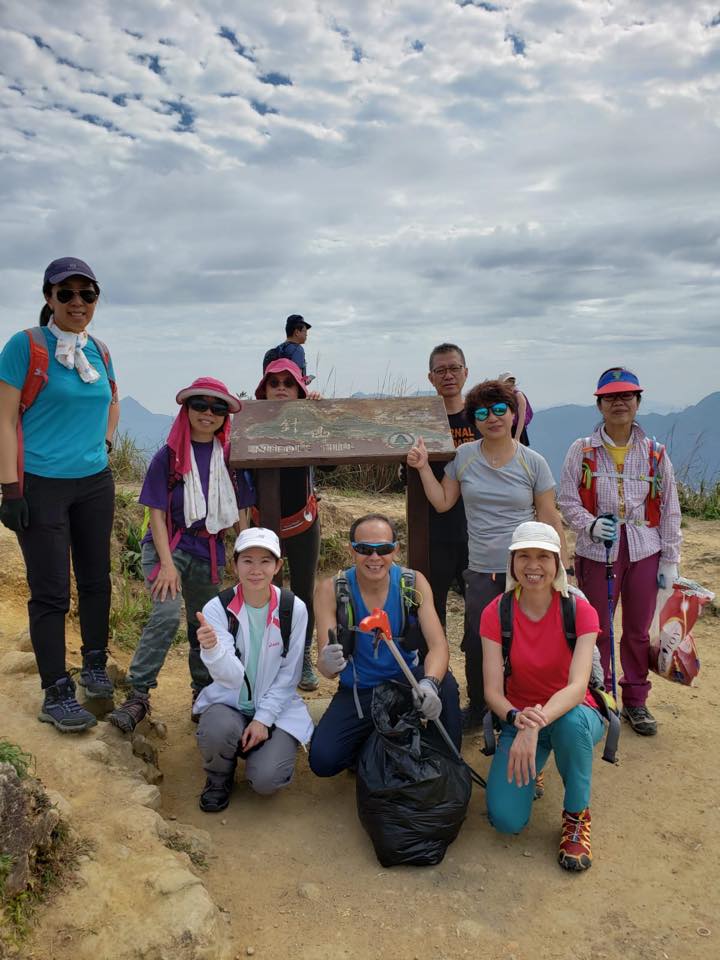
[[558, 808, 592, 871]]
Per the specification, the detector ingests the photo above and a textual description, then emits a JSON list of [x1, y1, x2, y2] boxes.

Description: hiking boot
[[558, 808, 592, 872], [622, 705, 657, 736], [38, 677, 97, 733], [298, 650, 319, 692], [534, 770, 545, 800], [199, 773, 234, 813], [109, 690, 151, 733], [77, 650, 114, 699], [461, 702, 486, 732]]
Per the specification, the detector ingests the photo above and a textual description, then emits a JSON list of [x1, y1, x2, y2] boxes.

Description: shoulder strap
[[560, 594, 577, 650], [498, 593, 514, 680], [334, 571, 354, 629], [20, 327, 50, 413], [217, 587, 238, 639], [399, 566, 417, 634], [278, 588, 294, 658], [87, 334, 118, 403]]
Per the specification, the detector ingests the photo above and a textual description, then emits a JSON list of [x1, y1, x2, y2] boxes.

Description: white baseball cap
[[233, 527, 282, 559]]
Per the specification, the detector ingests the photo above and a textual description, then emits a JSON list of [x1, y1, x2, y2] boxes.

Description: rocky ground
[[0, 496, 719, 960]]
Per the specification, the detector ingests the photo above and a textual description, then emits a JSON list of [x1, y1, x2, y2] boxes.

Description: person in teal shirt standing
[[0, 257, 119, 733]]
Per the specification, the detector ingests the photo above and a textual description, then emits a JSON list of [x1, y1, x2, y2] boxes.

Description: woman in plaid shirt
[[558, 368, 682, 737]]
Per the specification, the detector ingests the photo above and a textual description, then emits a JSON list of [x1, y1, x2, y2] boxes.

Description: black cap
[[285, 314, 311, 336]]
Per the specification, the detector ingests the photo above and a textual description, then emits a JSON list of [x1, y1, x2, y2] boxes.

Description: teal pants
[[487, 705, 605, 833]]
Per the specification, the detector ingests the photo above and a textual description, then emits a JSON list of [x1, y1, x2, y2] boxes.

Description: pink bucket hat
[[255, 359, 308, 399], [175, 376, 242, 413]]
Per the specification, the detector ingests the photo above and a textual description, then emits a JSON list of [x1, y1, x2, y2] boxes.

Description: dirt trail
[[1, 509, 719, 960]]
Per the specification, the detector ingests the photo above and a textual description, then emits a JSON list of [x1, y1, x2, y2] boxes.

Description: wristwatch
[[506, 708, 520, 726], [105, 439, 113, 454]]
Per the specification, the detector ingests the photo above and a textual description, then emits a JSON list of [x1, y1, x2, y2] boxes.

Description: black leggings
[[283, 519, 321, 650], [16, 468, 115, 688]]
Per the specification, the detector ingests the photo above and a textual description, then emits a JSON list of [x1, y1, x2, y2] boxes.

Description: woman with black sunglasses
[[407, 379, 567, 733], [109, 377, 254, 733], [0, 258, 119, 733], [253, 358, 324, 691]]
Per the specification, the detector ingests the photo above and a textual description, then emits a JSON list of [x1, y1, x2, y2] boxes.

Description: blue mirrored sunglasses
[[474, 402, 509, 421], [351, 541, 397, 556]]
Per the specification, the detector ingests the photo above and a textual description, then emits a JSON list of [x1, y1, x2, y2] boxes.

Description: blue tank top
[[338, 564, 418, 689]]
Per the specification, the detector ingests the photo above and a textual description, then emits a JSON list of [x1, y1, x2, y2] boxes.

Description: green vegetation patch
[[0, 741, 33, 779]]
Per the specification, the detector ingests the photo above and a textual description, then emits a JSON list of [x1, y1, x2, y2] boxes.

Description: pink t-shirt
[[480, 592, 600, 710]]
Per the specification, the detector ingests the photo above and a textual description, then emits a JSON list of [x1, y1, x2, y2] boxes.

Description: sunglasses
[[474, 402, 509, 421], [267, 377, 297, 389], [187, 398, 230, 416], [351, 541, 397, 556], [56, 289, 98, 304], [601, 392, 639, 402]]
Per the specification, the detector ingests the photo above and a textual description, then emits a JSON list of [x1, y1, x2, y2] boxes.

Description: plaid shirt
[[558, 423, 681, 564]]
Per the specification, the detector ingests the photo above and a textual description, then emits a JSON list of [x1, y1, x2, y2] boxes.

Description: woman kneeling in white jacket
[[193, 527, 314, 812]]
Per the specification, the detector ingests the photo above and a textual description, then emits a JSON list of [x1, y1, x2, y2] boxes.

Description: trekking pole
[[358, 609, 467, 765], [599, 513, 618, 703]]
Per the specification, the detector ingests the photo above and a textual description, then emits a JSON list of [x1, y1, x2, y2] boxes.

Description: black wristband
[[506, 708, 520, 725], [422, 675, 442, 694], [105, 439, 113, 454]]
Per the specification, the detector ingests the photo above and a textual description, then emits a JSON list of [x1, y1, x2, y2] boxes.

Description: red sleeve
[[575, 595, 600, 636], [479, 594, 503, 644]]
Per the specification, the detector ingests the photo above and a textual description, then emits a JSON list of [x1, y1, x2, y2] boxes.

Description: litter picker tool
[[358, 608, 486, 788]]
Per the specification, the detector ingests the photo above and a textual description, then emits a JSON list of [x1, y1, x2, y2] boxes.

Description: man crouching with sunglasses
[[308, 513, 461, 776]]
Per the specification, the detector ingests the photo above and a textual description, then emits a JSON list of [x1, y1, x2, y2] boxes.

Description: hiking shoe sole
[[38, 710, 97, 733], [558, 850, 592, 872]]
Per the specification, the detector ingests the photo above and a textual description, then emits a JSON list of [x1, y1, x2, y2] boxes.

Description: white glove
[[317, 642, 347, 677], [412, 678, 442, 721], [657, 561, 679, 590], [589, 515, 618, 544]]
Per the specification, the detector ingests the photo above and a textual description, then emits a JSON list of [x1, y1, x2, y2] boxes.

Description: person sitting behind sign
[[193, 527, 313, 812], [482, 521, 603, 872], [253, 359, 323, 691], [308, 513, 461, 777]]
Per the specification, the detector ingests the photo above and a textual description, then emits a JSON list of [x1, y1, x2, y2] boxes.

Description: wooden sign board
[[230, 396, 456, 468]]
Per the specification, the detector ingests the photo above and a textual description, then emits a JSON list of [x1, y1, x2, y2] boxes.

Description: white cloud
[[1, 0, 719, 414]]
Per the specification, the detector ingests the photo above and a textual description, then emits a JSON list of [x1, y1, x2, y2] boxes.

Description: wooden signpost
[[230, 396, 456, 578]]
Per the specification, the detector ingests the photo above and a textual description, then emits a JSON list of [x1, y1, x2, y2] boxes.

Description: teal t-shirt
[[237, 602, 268, 715], [0, 327, 115, 479]]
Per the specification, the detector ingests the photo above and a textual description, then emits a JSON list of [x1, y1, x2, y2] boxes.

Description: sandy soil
[[2, 502, 719, 960]]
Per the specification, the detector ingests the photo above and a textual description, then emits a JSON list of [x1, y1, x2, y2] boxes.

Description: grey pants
[[197, 703, 299, 796], [126, 542, 219, 693]]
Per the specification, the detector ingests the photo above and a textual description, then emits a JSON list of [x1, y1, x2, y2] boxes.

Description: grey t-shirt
[[445, 441, 555, 573]]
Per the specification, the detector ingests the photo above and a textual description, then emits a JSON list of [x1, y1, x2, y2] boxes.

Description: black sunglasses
[[267, 377, 297, 389], [56, 289, 98, 304], [351, 541, 397, 556], [187, 398, 230, 416]]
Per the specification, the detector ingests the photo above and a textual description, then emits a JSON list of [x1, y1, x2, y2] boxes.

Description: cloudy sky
[[1, 0, 718, 414]]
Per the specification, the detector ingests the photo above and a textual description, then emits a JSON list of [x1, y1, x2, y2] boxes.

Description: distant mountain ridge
[[119, 391, 720, 486]]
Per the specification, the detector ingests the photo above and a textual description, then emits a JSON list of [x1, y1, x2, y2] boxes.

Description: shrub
[[678, 481, 720, 520], [0, 740, 33, 779], [109, 432, 147, 483]]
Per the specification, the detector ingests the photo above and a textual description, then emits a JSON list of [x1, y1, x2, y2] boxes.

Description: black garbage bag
[[356, 682, 472, 867]]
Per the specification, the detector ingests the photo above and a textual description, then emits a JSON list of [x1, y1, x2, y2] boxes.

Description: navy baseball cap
[[44, 257, 97, 286], [285, 314, 311, 335], [594, 367, 643, 396]]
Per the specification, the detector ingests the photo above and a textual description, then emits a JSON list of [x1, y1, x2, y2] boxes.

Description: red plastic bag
[[649, 578, 714, 685]]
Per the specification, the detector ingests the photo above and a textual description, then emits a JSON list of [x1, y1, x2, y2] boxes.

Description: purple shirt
[[140, 442, 255, 565]]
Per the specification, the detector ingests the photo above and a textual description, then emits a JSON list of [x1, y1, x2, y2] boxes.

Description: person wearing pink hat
[[109, 377, 254, 733], [254, 359, 323, 690], [558, 367, 682, 737]]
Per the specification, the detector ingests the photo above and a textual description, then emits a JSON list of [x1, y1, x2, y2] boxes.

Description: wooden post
[[406, 468, 430, 580], [255, 469, 283, 585]]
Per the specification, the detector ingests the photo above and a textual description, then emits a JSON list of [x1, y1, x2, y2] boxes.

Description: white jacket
[[193, 584, 314, 745]]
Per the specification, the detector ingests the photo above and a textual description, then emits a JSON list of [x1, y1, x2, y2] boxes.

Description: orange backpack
[[579, 436, 664, 527], [17, 327, 117, 491]]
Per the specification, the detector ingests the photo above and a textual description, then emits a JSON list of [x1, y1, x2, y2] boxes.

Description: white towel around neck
[[183, 437, 239, 534], [47, 318, 100, 384]]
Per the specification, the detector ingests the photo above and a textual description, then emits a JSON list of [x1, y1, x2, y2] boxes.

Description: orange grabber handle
[[358, 608, 392, 642]]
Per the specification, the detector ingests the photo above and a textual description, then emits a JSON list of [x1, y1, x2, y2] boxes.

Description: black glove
[[0, 483, 29, 532]]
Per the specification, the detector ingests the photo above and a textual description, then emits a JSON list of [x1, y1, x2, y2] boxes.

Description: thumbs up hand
[[196, 611, 218, 650]]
